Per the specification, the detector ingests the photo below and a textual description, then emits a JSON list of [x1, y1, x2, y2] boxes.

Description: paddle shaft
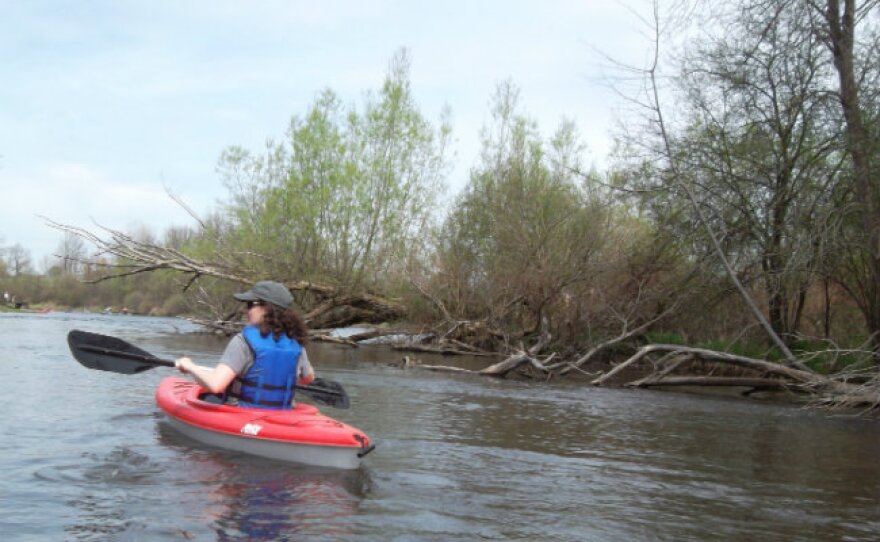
[[77, 344, 342, 397], [79, 344, 175, 367]]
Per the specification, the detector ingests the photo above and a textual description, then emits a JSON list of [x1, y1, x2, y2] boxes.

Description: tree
[[606, 0, 813, 367], [0, 234, 7, 277], [56, 232, 87, 276], [217, 49, 450, 296], [430, 81, 627, 345], [5, 244, 32, 276], [811, 0, 880, 360], [668, 0, 840, 341]]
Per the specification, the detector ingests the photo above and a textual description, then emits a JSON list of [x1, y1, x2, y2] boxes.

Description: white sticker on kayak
[[241, 423, 263, 436]]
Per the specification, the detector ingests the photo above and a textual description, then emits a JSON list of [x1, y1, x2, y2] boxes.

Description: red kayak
[[156, 377, 373, 469]]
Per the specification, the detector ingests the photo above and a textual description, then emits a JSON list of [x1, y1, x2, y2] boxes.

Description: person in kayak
[[174, 280, 315, 408]]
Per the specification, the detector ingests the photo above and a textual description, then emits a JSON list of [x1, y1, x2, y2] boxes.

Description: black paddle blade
[[67, 330, 163, 374], [298, 377, 350, 409]]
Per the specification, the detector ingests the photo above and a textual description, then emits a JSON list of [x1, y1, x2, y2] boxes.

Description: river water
[[1, 312, 879, 541]]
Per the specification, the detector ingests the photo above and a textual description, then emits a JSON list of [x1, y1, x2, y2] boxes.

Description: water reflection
[[156, 423, 372, 541], [209, 468, 367, 541], [41, 426, 371, 541]]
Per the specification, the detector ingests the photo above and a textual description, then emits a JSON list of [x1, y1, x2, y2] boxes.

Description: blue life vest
[[231, 325, 302, 409]]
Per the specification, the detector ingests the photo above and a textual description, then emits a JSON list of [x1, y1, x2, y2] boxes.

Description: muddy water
[[2, 312, 879, 541]]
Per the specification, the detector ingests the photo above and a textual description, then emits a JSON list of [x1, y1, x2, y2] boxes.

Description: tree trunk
[[823, 278, 832, 338], [768, 285, 787, 343], [823, 0, 880, 364]]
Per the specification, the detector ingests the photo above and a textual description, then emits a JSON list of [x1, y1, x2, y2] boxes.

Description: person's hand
[[175, 356, 193, 374], [298, 371, 315, 386]]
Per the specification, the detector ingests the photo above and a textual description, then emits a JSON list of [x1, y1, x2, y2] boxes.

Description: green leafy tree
[[215, 49, 450, 294], [431, 81, 619, 341]]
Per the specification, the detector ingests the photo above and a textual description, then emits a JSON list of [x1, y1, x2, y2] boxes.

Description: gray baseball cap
[[233, 280, 293, 309]]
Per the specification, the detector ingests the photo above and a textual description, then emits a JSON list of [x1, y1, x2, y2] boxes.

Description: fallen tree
[[388, 329, 880, 411], [591, 343, 878, 409], [411, 326, 553, 379], [45, 218, 406, 328]]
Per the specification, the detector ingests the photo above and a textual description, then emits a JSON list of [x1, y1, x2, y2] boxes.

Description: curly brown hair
[[257, 304, 309, 344]]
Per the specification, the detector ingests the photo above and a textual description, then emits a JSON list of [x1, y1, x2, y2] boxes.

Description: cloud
[[0, 1, 659, 269], [0, 162, 199, 266]]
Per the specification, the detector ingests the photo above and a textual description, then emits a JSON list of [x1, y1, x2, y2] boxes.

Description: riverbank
[[0, 303, 52, 314], [0, 302, 182, 317]]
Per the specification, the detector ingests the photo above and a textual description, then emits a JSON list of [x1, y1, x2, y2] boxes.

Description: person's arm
[[297, 348, 315, 386], [174, 334, 250, 394], [175, 358, 238, 394]]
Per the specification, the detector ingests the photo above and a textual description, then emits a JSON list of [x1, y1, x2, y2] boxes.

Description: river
[[1, 311, 878, 541]]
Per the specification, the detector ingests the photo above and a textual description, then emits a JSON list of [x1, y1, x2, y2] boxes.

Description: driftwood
[[417, 354, 550, 377], [546, 306, 679, 375], [481, 352, 554, 376], [392, 343, 498, 357], [311, 328, 420, 346], [623, 353, 691, 387], [587, 343, 880, 409], [590, 344, 821, 386], [181, 317, 241, 335], [310, 334, 359, 347], [412, 327, 553, 378], [446, 338, 491, 354], [628, 376, 794, 390], [304, 294, 406, 328], [345, 329, 415, 343]]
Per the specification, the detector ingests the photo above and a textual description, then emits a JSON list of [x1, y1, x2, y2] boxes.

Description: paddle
[[67, 329, 350, 409]]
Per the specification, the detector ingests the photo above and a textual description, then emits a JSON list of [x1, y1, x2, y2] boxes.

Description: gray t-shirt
[[219, 333, 314, 401]]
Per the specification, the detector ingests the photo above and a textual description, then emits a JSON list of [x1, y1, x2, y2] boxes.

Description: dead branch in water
[[392, 343, 499, 356], [628, 376, 795, 391], [541, 300, 680, 376], [402, 322, 553, 378], [44, 217, 406, 328], [416, 353, 551, 378], [585, 343, 879, 410], [590, 344, 819, 386]]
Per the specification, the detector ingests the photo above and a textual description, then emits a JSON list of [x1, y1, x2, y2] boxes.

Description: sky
[[0, 0, 656, 270]]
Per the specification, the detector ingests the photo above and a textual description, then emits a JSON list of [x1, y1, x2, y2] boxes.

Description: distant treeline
[[0, 268, 190, 316], [11, 1, 880, 370]]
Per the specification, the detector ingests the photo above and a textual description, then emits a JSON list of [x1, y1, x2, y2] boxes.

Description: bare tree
[[610, 0, 809, 369], [672, 0, 840, 341], [810, 0, 880, 361], [56, 232, 86, 276], [5, 243, 32, 276]]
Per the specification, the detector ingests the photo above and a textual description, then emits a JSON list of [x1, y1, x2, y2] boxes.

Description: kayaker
[[174, 281, 315, 408]]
